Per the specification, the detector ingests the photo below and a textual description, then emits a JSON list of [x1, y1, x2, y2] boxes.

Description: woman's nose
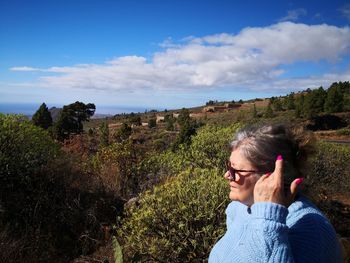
[[224, 171, 231, 180]]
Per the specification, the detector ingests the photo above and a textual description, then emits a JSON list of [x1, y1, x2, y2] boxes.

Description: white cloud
[[10, 22, 350, 94], [10, 66, 42, 71], [279, 8, 307, 22]]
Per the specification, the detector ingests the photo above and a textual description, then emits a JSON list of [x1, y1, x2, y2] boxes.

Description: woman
[[209, 124, 342, 263]]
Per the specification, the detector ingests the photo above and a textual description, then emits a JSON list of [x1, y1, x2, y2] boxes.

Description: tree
[[294, 94, 304, 118], [303, 87, 326, 118], [285, 93, 295, 110], [53, 101, 95, 140], [272, 98, 283, 111], [264, 103, 274, 118], [99, 122, 109, 148], [324, 86, 344, 113], [252, 104, 258, 118], [32, 103, 53, 130], [128, 113, 141, 126], [172, 108, 197, 150], [148, 117, 157, 129], [164, 114, 175, 131], [114, 123, 132, 142]]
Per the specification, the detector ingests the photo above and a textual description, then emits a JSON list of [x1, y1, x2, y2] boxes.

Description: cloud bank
[[11, 22, 350, 94]]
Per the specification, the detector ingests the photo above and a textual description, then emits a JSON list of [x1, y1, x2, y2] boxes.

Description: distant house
[[156, 115, 165, 123], [202, 103, 241, 112]]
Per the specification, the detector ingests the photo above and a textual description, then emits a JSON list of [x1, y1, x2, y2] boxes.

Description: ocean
[[0, 103, 161, 117]]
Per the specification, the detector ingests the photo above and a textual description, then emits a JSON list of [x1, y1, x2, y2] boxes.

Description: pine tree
[[252, 104, 258, 118], [99, 122, 109, 148], [32, 103, 53, 130], [148, 117, 157, 128], [286, 93, 295, 110], [324, 86, 344, 113], [114, 123, 132, 142], [264, 103, 274, 118]]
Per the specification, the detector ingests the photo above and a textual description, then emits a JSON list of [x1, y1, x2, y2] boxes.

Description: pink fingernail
[[296, 178, 304, 185], [277, 155, 283, 161]]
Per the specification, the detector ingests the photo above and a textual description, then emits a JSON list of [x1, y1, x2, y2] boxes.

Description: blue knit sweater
[[209, 196, 342, 263]]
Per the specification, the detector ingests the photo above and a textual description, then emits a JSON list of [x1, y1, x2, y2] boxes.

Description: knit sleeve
[[249, 202, 294, 263], [249, 202, 342, 263]]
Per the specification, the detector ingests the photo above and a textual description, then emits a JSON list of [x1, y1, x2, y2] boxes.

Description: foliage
[[92, 141, 142, 199], [264, 102, 274, 118], [272, 97, 283, 111], [128, 113, 142, 126], [148, 117, 157, 129], [0, 114, 123, 262], [336, 128, 350, 136], [53, 101, 95, 140], [251, 103, 257, 118], [294, 94, 304, 118], [324, 85, 344, 113], [303, 87, 326, 118], [164, 114, 175, 131], [113, 237, 124, 263], [118, 169, 229, 263], [285, 93, 296, 110], [307, 141, 350, 197], [172, 108, 198, 150], [139, 123, 241, 193], [306, 141, 350, 237], [0, 114, 59, 184], [306, 114, 347, 131], [99, 121, 110, 148], [32, 102, 53, 130], [114, 123, 132, 142]]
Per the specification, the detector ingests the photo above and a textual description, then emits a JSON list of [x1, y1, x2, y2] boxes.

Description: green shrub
[[139, 123, 241, 185], [336, 128, 350, 136], [189, 123, 241, 170], [0, 114, 59, 188], [306, 141, 350, 237], [0, 114, 123, 262], [118, 168, 229, 262], [307, 141, 350, 196]]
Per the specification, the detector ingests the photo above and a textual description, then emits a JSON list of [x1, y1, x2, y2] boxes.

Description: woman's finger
[[289, 178, 304, 200], [273, 155, 284, 185]]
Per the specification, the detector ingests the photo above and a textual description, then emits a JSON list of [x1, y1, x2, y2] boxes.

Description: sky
[[1, 0, 350, 113]]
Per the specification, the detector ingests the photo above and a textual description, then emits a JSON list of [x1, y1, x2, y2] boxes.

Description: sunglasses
[[226, 160, 262, 181]]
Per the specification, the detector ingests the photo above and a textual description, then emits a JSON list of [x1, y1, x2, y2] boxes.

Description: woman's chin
[[229, 191, 238, 200]]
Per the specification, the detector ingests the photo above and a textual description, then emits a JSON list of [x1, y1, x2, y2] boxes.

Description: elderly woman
[[209, 124, 342, 263]]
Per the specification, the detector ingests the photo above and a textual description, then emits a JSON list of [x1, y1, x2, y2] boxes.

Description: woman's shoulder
[[287, 195, 335, 231]]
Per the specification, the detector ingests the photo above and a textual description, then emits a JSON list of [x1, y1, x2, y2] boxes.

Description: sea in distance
[[0, 103, 161, 118]]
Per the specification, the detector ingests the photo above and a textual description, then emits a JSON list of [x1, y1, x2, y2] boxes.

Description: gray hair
[[231, 124, 315, 185]]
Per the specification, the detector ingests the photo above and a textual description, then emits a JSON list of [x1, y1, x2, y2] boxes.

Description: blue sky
[[1, 0, 350, 113]]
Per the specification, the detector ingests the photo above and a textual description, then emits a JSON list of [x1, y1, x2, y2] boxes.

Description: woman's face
[[225, 148, 260, 206]]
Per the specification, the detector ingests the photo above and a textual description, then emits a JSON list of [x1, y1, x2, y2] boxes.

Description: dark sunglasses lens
[[226, 162, 235, 180]]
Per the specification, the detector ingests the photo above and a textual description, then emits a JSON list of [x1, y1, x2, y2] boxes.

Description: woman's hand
[[253, 155, 303, 207]]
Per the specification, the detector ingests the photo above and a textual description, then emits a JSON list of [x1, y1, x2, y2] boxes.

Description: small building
[[202, 103, 241, 112], [156, 115, 165, 123]]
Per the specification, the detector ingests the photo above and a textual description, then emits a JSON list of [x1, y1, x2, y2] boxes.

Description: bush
[[305, 141, 350, 237], [118, 168, 229, 262], [138, 123, 241, 190], [92, 140, 143, 199], [307, 141, 350, 196], [336, 128, 350, 136], [0, 114, 123, 262], [0, 114, 59, 184]]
